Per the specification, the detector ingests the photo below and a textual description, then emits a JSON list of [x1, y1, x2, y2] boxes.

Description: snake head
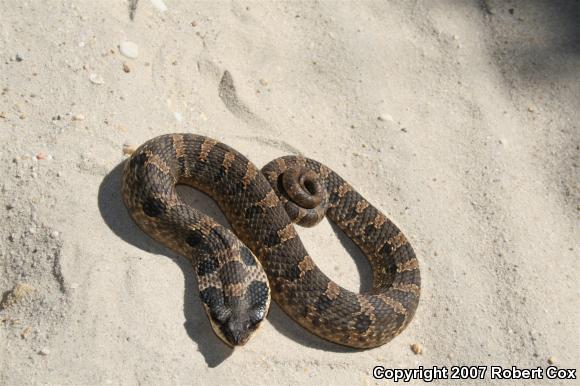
[[204, 290, 270, 347], [198, 251, 271, 347]]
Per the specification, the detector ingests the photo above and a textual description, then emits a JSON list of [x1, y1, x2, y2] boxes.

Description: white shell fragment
[[149, 0, 167, 13], [89, 73, 104, 84], [119, 41, 139, 59]]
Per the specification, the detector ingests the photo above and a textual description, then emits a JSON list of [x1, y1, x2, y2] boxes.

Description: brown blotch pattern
[[355, 200, 369, 214], [397, 258, 419, 273], [200, 138, 218, 161], [277, 223, 297, 242], [387, 232, 408, 252], [222, 151, 236, 171], [242, 161, 258, 188], [338, 182, 351, 197], [325, 281, 341, 300]]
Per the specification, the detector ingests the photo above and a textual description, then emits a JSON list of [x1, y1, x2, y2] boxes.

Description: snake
[[121, 133, 420, 348]]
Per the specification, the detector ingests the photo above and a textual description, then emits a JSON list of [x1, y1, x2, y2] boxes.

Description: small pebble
[[0, 282, 34, 309], [122, 63, 131, 73], [35, 153, 45, 160], [527, 106, 535, 113], [0, 112, 6, 118], [191, 21, 197, 27], [89, 73, 104, 85], [378, 113, 394, 122], [410, 343, 423, 354], [547, 356, 556, 365], [119, 41, 139, 59], [19, 113, 26, 120], [20, 326, 32, 339], [15, 54, 23, 62], [259, 79, 268, 86], [122, 143, 136, 155], [72, 114, 85, 121], [39, 347, 50, 356], [50, 230, 59, 239]]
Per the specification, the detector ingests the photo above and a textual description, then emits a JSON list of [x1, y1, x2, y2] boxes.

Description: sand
[[1, 0, 578, 385]]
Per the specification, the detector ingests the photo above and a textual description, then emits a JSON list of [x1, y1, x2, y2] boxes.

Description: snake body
[[122, 134, 420, 348]]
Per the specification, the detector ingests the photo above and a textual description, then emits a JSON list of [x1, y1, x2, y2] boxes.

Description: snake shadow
[[99, 162, 373, 358], [98, 162, 233, 367]]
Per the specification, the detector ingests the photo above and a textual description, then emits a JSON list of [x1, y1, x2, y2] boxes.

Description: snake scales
[[122, 134, 420, 348]]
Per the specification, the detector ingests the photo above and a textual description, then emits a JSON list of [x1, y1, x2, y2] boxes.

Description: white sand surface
[[1, 1, 578, 384]]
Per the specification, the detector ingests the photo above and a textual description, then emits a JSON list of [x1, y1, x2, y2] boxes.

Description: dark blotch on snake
[[186, 230, 203, 247], [220, 260, 247, 285], [282, 264, 302, 281], [314, 294, 333, 313], [240, 246, 256, 266], [263, 229, 281, 247], [378, 241, 393, 257], [247, 280, 269, 307], [142, 197, 165, 217], [244, 205, 262, 221], [177, 157, 186, 175], [329, 191, 340, 205], [197, 258, 218, 276], [200, 287, 224, 308], [354, 314, 372, 333]]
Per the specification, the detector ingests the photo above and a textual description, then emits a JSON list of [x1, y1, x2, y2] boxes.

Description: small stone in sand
[[20, 326, 32, 339], [0, 112, 6, 118], [72, 114, 85, 121], [547, 356, 556, 365], [378, 113, 394, 122], [123, 143, 136, 155], [35, 153, 45, 160], [0, 283, 35, 310], [528, 106, 536, 113], [191, 21, 197, 27], [122, 63, 131, 73], [15, 54, 23, 62], [39, 347, 50, 356], [259, 79, 268, 86], [410, 343, 423, 354], [50, 230, 59, 239], [119, 41, 139, 59], [89, 73, 104, 85]]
